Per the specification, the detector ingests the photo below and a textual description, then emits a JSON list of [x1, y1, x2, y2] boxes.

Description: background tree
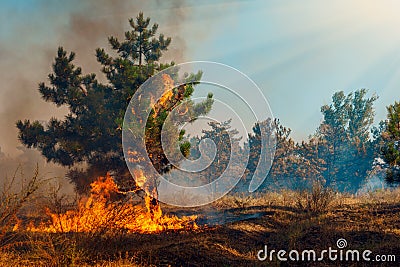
[[381, 101, 400, 183], [267, 121, 325, 190], [242, 89, 378, 193], [246, 118, 279, 183], [168, 120, 244, 196], [200, 120, 244, 193], [16, 13, 212, 195], [241, 118, 313, 191], [315, 89, 378, 191]]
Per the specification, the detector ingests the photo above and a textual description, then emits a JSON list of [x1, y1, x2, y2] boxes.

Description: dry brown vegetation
[[1, 176, 400, 266]]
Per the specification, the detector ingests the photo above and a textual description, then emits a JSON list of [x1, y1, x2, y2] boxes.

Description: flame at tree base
[[27, 174, 197, 234]]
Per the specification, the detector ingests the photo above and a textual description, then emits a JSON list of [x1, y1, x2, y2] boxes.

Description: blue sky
[[180, 0, 400, 140], [1, 0, 400, 155]]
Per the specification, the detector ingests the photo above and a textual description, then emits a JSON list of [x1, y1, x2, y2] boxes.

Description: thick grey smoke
[[0, 0, 191, 186]]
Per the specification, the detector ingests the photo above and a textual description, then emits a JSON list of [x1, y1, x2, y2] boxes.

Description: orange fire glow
[[24, 73, 198, 234], [151, 73, 175, 118], [27, 174, 197, 234]]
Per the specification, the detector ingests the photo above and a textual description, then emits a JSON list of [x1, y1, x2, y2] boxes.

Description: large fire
[[25, 74, 198, 234], [27, 174, 197, 234]]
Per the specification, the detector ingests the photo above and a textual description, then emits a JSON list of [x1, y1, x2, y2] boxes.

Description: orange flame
[[158, 73, 174, 106], [24, 74, 197, 234], [27, 174, 197, 234], [151, 73, 175, 118]]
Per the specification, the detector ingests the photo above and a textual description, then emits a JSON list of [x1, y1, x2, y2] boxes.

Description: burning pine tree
[[125, 71, 212, 213], [16, 13, 212, 232]]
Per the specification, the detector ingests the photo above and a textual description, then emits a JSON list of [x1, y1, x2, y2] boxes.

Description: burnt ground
[[122, 203, 400, 266], [4, 201, 400, 266]]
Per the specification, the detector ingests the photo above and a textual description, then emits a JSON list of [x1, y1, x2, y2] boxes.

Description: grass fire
[[1, 4, 400, 267], [24, 174, 198, 234]]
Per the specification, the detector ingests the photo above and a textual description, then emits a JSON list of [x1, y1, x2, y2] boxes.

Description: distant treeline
[[14, 13, 400, 195], [186, 89, 400, 193]]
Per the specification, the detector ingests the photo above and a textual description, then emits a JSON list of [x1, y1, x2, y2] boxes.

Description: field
[[3, 1, 400, 266], [1, 183, 400, 267]]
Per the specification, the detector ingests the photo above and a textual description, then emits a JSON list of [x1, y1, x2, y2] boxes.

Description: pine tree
[[201, 120, 244, 183], [381, 101, 400, 183], [244, 118, 305, 191], [16, 13, 213, 195], [243, 90, 377, 193], [316, 89, 378, 191], [179, 120, 244, 196]]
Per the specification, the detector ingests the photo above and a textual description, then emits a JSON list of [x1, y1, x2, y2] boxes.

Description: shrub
[[295, 181, 335, 213]]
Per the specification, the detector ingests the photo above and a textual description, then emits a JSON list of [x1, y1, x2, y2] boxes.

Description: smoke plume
[[0, 0, 190, 185]]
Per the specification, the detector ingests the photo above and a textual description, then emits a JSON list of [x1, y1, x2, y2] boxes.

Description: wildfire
[[24, 74, 200, 234], [151, 73, 175, 118], [158, 73, 174, 107], [27, 174, 197, 234]]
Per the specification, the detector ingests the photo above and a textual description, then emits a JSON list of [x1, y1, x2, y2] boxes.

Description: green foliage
[[381, 101, 400, 183], [142, 81, 213, 176], [316, 89, 378, 191], [243, 89, 378, 193], [201, 120, 243, 182], [16, 12, 212, 194], [175, 120, 243, 189], [241, 118, 310, 191]]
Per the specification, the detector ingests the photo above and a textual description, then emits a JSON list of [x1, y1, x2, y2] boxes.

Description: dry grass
[[1, 186, 400, 266], [0, 165, 44, 253]]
